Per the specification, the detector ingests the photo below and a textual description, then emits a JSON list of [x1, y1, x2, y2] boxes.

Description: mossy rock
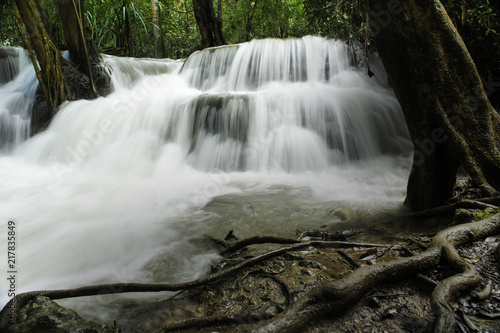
[[4, 296, 113, 333]]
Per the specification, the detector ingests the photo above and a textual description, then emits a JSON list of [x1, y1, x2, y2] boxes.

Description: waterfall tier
[[15, 36, 411, 173], [0, 37, 412, 313]]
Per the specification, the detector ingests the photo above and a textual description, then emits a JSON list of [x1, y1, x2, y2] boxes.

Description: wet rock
[[329, 209, 349, 222], [299, 268, 314, 276], [260, 258, 286, 274], [298, 260, 323, 270], [394, 314, 430, 333], [3, 296, 113, 333], [454, 208, 476, 224]]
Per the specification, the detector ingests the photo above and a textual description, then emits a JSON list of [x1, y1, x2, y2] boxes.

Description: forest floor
[[113, 215, 500, 333]]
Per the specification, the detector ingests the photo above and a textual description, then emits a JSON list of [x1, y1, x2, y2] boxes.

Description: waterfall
[[15, 36, 410, 173], [0, 37, 412, 315], [0, 47, 38, 151]]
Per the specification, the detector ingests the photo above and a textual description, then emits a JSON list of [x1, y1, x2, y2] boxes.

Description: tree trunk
[[369, 0, 500, 211], [57, 0, 98, 97], [151, 0, 164, 58], [193, 0, 225, 49], [12, 0, 110, 135], [13, 0, 70, 112], [217, 0, 222, 23], [124, 1, 134, 57]]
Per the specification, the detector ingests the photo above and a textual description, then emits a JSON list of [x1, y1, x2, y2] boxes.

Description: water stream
[[0, 37, 413, 320], [0, 47, 38, 150]]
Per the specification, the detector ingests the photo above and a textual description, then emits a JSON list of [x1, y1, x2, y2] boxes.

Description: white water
[[0, 37, 412, 315], [0, 47, 38, 150]]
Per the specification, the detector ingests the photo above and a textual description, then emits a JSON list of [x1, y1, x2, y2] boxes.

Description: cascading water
[[180, 38, 409, 172], [0, 36, 412, 322], [0, 47, 38, 150]]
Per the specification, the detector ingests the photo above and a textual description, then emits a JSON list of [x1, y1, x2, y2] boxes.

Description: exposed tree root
[[0, 239, 386, 329], [219, 236, 302, 255], [251, 214, 500, 333], [157, 214, 500, 333], [407, 199, 498, 219], [219, 236, 383, 256], [475, 196, 500, 206], [157, 308, 275, 332], [430, 233, 481, 333], [2, 215, 500, 332]]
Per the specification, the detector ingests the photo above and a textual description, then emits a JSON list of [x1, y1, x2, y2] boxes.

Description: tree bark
[[13, 0, 70, 112], [12, 0, 110, 135], [193, 0, 225, 49], [369, 0, 500, 211], [124, 1, 134, 57], [57, 0, 98, 97], [151, 0, 164, 58]]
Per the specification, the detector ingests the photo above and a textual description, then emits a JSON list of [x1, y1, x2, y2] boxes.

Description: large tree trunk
[[57, 0, 98, 97], [12, 0, 110, 135], [369, 0, 500, 211], [13, 0, 70, 112], [151, 0, 164, 58], [124, 1, 134, 57], [193, 0, 225, 49]]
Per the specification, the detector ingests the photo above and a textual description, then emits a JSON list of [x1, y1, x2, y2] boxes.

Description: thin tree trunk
[[217, 0, 222, 23], [13, 0, 70, 112], [193, 0, 225, 49], [124, 2, 134, 57], [57, 0, 97, 97], [151, 0, 164, 58], [369, 0, 500, 211]]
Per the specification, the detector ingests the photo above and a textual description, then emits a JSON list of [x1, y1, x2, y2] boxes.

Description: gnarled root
[[2, 215, 500, 333], [252, 214, 500, 333]]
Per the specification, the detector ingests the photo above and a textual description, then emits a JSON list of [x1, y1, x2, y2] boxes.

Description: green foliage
[[0, 3, 23, 46], [441, 0, 500, 77], [84, 0, 200, 58], [84, 0, 151, 57], [476, 207, 500, 220], [223, 0, 311, 44], [2, 0, 497, 72], [160, 0, 200, 58], [302, 0, 366, 43]]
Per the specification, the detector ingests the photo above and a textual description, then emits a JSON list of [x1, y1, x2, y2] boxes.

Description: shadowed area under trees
[[370, 0, 500, 211]]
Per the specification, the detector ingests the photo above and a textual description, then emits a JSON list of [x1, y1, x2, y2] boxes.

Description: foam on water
[[0, 37, 412, 312]]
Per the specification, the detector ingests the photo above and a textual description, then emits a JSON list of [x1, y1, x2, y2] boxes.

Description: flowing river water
[[0, 37, 414, 321]]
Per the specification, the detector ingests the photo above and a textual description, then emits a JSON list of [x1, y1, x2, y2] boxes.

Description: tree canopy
[[1, 0, 498, 77]]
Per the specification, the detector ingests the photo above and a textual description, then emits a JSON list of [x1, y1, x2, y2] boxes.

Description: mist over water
[[0, 37, 412, 313]]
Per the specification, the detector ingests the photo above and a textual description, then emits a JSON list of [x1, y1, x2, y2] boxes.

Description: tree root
[[0, 239, 388, 329], [157, 308, 276, 332], [249, 214, 500, 333], [430, 234, 481, 333], [219, 236, 302, 255], [2, 215, 500, 332], [475, 196, 500, 206], [249, 213, 500, 333], [407, 199, 498, 218], [219, 236, 383, 256]]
